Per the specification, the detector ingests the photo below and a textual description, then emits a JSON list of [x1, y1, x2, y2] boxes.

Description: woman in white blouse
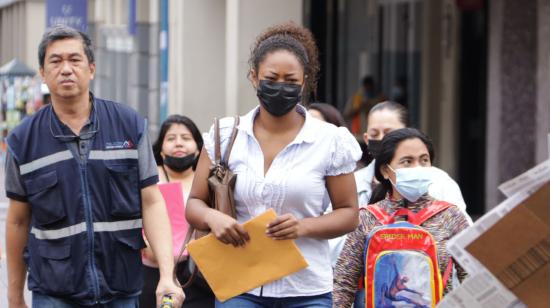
[[186, 23, 362, 307]]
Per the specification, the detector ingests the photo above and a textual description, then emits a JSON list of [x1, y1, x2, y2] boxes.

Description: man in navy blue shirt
[[5, 25, 184, 307]]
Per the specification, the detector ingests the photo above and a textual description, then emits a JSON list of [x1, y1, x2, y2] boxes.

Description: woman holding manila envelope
[[186, 23, 362, 307]]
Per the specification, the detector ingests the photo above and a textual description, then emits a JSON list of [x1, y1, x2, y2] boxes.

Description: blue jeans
[[215, 292, 332, 308], [32, 292, 139, 308]]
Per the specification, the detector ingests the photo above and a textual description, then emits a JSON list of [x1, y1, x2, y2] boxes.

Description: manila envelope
[[187, 209, 309, 302], [466, 181, 550, 308]]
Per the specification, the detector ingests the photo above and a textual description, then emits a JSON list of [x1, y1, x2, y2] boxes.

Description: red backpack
[[363, 201, 454, 308]]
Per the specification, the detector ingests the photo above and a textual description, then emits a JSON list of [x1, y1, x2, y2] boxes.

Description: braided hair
[[248, 22, 320, 104]]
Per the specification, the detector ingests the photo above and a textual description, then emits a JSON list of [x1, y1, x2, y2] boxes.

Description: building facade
[[0, 0, 549, 216]]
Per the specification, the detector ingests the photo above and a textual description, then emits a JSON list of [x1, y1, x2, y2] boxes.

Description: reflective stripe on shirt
[[20, 150, 73, 175], [30, 219, 143, 240]]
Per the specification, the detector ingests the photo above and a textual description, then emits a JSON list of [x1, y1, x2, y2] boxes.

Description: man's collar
[[49, 92, 98, 138]]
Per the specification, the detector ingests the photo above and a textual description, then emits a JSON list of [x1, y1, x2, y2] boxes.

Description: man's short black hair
[[38, 24, 94, 68]]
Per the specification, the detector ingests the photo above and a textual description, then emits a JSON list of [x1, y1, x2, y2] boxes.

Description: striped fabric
[[19, 149, 138, 175], [19, 150, 73, 175], [89, 149, 138, 160], [30, 219, 143, 240], [333, 195, 470, 308]]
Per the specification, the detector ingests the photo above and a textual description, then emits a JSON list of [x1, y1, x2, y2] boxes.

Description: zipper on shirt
[[260, 286, 263, 297], [80, 165, 101, 302]]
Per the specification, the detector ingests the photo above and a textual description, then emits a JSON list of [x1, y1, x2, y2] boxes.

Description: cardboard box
[[466, 181, 550, 308]]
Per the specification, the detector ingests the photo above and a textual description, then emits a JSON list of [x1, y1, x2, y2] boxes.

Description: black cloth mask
[[256, 80, 302, 117], [367, 139, 382, 158], [163, 153, 196, 172]]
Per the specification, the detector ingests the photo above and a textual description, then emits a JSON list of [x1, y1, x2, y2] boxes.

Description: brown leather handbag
[[176, 116, 240, 289], [207, 116, 240, 218]]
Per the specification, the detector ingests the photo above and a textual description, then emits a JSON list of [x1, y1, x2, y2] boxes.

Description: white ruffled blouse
[[203, 105, 362, 298]]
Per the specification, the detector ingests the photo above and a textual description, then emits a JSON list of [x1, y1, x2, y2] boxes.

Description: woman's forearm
[[300, 206, 359, 239]]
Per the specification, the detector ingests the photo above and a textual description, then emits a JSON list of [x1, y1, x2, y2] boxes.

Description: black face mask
[[367, 139, 382, 158], [256, 80, 302, 117], [163, 153, 196, 172]]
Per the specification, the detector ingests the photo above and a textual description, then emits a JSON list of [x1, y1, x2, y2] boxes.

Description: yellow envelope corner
[[187, 209, 309, 302]]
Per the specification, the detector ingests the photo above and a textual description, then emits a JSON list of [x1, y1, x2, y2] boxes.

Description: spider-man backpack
[[363, 201, 454, 308]]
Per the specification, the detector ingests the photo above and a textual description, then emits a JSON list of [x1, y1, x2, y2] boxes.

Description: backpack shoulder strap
[[366, 204, 393, 224], [393, 208, 414, 220], [221, 116, 240, 165], [442, 258, 454, 289], [411, 201, 452, 225]]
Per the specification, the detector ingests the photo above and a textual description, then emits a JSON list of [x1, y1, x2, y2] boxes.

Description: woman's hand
[[205, 210, 250, 246], [266, 213, 304, 240]]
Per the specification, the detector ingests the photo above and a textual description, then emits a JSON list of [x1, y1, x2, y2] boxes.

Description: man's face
[[40, 38, 95, 100]]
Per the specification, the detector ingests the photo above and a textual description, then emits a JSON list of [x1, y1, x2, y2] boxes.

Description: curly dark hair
[[248, 22, 320, 104]]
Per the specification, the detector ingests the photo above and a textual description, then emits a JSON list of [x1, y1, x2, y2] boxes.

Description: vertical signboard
[[128, 0, 137, 35], [46, 0, 88, 33]]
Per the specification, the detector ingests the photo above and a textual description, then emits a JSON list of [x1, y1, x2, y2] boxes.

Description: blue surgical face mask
[[387, 165, 432, 202]]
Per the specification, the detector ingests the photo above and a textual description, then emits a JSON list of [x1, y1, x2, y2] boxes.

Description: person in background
[[344, 76, 386, 137], [333, 128, 470, 307], [140, 115, 214, 308], [333, 101, 471, 308], [355, 101, 470, 221], [309, 101, 371, 168], [308, 102, 346, 127], [186, 22, 362, 307], [389, 76, 407, 108]]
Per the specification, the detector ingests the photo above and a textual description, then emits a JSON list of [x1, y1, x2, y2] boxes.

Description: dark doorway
[[457, 6, 488, 219], [304, 0, 339, 106]]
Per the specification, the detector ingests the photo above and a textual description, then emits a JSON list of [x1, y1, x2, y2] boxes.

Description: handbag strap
[[214, 118, 221, 164], [175, 225, 197, 289], [220, 116, 240, 166], [176, 116, 240, 289]]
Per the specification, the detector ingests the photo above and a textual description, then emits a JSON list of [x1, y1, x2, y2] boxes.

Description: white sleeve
[[326, 127, 362, 176]]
